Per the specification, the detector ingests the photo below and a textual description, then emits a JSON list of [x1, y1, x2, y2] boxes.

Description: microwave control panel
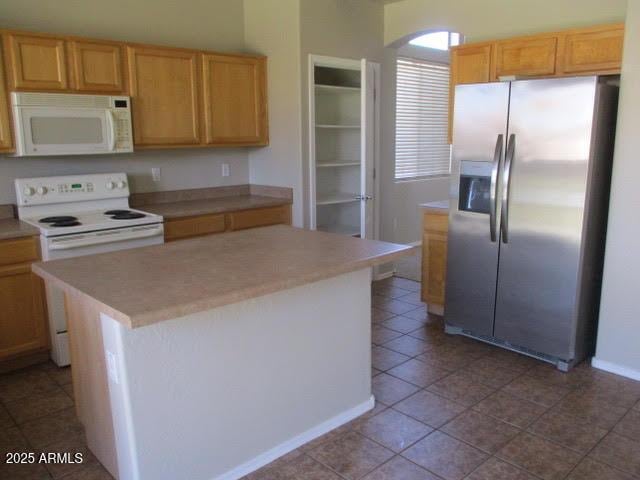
[[109, 96, 133, 151]]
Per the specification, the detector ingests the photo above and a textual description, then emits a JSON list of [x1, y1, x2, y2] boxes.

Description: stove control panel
[[15, 173, 130, 206]]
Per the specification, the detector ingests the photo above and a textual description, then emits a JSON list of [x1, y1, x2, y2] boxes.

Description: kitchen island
[[32, 225, 413, 480]]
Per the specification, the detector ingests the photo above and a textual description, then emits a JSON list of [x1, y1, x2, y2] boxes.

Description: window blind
[[395, 57, 451, 179]]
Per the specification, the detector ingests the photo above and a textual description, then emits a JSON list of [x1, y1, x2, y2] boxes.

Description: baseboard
[[591, 357, 640, 381], [373, 270, 394, 281], [215, 395, 375, 480]]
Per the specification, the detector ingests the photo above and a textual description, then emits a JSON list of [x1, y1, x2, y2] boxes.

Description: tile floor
[[1, 276, 639, 480]]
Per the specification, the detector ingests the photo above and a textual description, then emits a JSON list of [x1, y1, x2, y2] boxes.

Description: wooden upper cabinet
[[202, 54, 267, 145], [0, 45, 13, 152], [127, 46, 201, 147], [558, 24, 624, 74], [4, 33, 68, 90], [450, 44, 492, 85], [493, 36, 557, 79], [449, 44, 492, 142], [68, 40, 126, 93]]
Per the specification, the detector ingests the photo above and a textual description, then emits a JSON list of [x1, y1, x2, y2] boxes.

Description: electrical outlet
[[151, 167, 161, 182], [222, 163, 230, 177]]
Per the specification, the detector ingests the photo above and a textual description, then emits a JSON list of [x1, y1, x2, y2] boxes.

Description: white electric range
[[15, 173, 164, 366]]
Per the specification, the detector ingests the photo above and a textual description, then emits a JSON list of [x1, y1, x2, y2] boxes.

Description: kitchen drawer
[[0, 236, 40, 266], [164, 213, 226, 242], [226, 205, 291, 231]]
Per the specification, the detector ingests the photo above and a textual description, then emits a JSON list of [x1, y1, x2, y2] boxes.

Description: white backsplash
[[0, 148, 250, 204]]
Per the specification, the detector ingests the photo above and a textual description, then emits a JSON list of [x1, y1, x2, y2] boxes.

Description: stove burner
[[51, 220, 82, 227], [104, 210, 132, 215], [39, 216, 78, 223], [110, 212, 146, 220]]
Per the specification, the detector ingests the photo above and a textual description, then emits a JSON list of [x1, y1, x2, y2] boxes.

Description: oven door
[[15, 106, 116, 156], [42, 224, 165, 261]]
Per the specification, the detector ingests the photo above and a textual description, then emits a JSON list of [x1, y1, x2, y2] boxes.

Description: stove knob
[[117, 180, 127, 189], [106, 181, 116, 190], [37, 186, 48, 195], [23, 186, 36, 197]]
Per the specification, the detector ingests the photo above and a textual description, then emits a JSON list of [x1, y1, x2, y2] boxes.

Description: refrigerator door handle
[[489, 134, 503, 242], [501, 133, 516, 243]]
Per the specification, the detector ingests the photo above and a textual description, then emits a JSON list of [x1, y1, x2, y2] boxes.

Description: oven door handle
[[49, 225, 163, 250]]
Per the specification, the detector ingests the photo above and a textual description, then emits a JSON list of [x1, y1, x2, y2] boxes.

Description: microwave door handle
[[106, 110, 116, 151], [489, 134, 503, 242], [501, 133, 516, 243]]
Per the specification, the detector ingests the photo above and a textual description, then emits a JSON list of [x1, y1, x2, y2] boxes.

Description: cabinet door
[[450, 45, 492, 85], [69, 40, 126, 93], [127, 46, 201, 146], [559, 25, 624, 74], [4, 33, 68, 90], [449, 44, 492, 143], [0, 264, 48, 360], [493, 37, 557, 79], [164, 214, 226, 242], [421, 213, 448, 314], [226, 205, 291, 231], [0, 44, 13, 152], [202, 54, 267, 145]]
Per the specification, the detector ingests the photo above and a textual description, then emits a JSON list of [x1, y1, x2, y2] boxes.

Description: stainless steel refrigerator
[[444, 76, 618, 371]]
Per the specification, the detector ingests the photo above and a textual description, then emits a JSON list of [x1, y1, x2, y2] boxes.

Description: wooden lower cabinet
[[164, 213, 226, 242], [421, 210, 448, 315], [0, 237, 49, 367], [227, 205, 290, 231], [164, 204, 291, 242]]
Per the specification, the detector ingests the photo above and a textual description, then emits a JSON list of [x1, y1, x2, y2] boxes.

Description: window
[[395, 57, 451, 179], [409, 31, 461, 50]]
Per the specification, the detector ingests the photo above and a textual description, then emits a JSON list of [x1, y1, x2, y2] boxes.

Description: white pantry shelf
[[317, 224, 361, 237], [316, 193, 360, 206], [316, 162, 361, 168], [315, 84, 360, 93], [316, 124, 361, 129]]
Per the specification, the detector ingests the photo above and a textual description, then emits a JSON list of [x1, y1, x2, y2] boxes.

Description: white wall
[[593, 2, 640, 380], [0, 150, 248, 204], [103, 268, 373, 479], [0, 0, 251, 204], [380, 44, 450, 245], [299, 0, 384, 228], [0, 0, 245, 51], [384, 0, 626, 46], [243, 0, 304, 227]]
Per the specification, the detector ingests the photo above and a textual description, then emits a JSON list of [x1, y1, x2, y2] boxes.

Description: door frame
[[307, 54, 380, 239]]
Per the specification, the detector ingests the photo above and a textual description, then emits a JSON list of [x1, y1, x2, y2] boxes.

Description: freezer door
[[445, 82, 509, 336], [494, 76, 598, 359]]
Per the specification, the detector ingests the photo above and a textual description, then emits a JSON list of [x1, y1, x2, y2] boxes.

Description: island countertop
[[33, 225, 414, 329]]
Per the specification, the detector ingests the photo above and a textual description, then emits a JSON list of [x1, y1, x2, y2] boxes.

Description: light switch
[[151, 167, 161, 182], [222, 163, 230, 177]]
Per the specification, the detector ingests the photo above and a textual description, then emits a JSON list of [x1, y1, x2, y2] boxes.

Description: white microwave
[[11, 92, 133, 156]]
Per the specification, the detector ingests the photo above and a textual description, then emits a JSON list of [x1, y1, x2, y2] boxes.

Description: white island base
[[67, 268, 373, 480]]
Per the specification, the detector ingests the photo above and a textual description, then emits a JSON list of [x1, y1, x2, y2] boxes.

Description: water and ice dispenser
[[458, 161, 492, 214]]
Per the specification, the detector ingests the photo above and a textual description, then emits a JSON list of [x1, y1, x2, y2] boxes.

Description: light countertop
[[420, 200, 449, 214], [33, 225, 415, 329], [141, 194, 291, 219]]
